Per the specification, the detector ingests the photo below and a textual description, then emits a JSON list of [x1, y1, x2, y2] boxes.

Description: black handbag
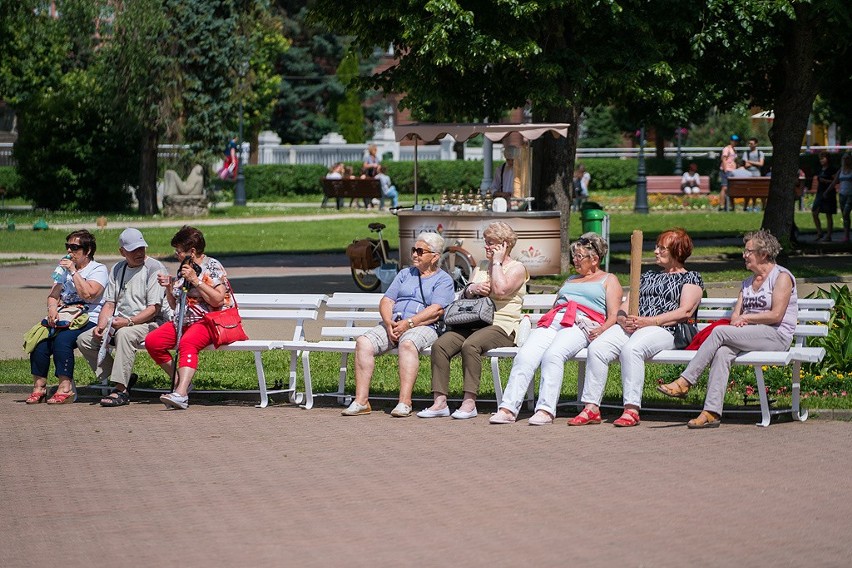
[[672, 321, 698, 349], [443, 296, 496, 329]]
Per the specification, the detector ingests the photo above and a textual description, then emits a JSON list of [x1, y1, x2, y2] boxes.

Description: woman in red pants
[[145, 226, 233, 410]]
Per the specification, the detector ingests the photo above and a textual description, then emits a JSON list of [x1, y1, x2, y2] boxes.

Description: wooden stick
[[628, 230, 643, 316]]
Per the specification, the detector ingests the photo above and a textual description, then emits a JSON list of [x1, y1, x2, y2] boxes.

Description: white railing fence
[[1, 138, 850, 169]]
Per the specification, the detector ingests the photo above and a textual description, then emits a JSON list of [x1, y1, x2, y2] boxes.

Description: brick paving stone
[[1, 393, 851, 567]]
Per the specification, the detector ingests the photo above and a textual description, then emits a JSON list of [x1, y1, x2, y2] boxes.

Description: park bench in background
[[727, 176, 808, 210], [646, 175, 710, 195], [320, 178, 381, 209]]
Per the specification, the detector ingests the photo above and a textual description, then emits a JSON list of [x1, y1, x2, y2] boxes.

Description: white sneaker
[[160, 392, 189, 410], [341, 401, 371, 416], [417, 407, 450, 418], [451, 408, 478, 420], [390, 402, 412, 417]]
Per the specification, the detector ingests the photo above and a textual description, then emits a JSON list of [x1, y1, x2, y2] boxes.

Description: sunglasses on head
[[411, 247, 432, 256], [577, 237, 591, 246], [65, 243, 83, 251]]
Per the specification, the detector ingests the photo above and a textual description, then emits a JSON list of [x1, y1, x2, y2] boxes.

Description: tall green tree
[[336, 51, 366, 143], [691, 0, 852, 245], [311, 0, 704, 270]]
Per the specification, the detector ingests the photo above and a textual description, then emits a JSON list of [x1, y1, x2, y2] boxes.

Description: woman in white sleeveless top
[[657, 230, 798, 428]]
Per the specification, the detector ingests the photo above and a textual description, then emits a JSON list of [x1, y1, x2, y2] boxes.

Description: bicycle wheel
[[440, 247, 475, 291], [351, 250, 383, 292]]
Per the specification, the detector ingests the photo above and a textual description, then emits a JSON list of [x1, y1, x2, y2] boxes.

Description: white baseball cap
[[119, 228, 148, 251]]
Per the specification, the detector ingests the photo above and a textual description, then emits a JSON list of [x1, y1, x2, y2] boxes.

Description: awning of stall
[[395, 122, 570, 143]]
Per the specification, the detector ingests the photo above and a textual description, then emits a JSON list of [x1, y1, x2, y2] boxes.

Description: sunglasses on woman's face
[[411, 247, 433, 256], [65, 243, 83, 251]]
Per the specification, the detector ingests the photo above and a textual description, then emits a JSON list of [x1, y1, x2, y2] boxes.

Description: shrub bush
[[0, 167, 19, 198], [14, 71, 139, 211]]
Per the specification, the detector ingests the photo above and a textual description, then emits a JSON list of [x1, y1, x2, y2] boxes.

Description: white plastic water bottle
[[517, 315, 532, 347], [51, 254, 72, 284]]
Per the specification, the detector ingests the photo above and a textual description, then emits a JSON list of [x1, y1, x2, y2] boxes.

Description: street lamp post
[[634, 126, 649, 214], [674, 127, 683, 175], [234, 60, 249, 207]]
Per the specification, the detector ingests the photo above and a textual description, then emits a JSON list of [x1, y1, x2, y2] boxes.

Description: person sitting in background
[[657, 230, 797, 428], [341, 232, 455, 418], [323, 162, 346, 208], [568, 229, 704, 427], [681, 163, 701, 194], [27, 230, 108, 405], [77, 228, 169, 407], [419, 222, 528, 420], [326, 162, 344, 180], [490, 233, 622, 425], [374, 164, 399, 210]]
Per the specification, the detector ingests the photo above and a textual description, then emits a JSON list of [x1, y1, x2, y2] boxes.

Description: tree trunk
[[654, 128, 666, 160], [764, 6, 818, 249], [532, 105, 581, 273], [137, 128, 159, 215]]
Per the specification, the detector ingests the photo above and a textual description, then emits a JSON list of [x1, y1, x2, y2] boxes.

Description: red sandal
[[46, 391, 75, 405], [613, 408, 640, 427], [567, 407, 602, 426], [26, 390, 47, 404]]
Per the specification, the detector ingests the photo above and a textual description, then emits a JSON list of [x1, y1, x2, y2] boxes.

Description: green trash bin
[[580, 206, 606, 236]]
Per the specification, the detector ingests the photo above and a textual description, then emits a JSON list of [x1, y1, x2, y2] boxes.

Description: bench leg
[[790, 361, 808, 422], [253, 351, 269, 409], [301, 351, 314, 410], [490, 357, 503, 406], [754, 365, 771, 427], [576, 361, 586, 403], [336, 352, 350, 405], [288, 350, 306, 406]]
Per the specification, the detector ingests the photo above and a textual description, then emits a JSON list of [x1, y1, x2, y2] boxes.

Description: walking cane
[[170, 260, 191, 392]]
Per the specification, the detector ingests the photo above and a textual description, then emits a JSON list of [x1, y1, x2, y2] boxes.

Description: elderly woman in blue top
[[342, 232, 455, 418], [657, 229, 798, 428], [568, 228, 704, 427]]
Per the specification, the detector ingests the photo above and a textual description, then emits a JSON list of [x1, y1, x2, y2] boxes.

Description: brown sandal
[[687, 410, 721, 429], [656, 380, 690, 399]]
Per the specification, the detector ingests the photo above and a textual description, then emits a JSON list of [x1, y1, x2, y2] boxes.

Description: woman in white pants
[[568, 228, 704, 427], [490, 233, 622, 425]]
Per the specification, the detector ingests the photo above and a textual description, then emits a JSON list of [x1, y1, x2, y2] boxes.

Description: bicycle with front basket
[[346, 222, 476, 292]]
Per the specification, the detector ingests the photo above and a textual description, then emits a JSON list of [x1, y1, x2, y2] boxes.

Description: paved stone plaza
[[2, 254, 851, 566], [2, 393, 851, 567]]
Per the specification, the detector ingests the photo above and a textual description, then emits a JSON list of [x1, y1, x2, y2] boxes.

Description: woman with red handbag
[[145, 226, 240, 410]]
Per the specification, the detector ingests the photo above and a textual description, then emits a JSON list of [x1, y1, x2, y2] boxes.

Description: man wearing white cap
[[77, 228, 169, 406]]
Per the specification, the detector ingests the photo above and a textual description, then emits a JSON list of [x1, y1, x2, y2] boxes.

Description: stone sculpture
[[162, 165, 208, 217]]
